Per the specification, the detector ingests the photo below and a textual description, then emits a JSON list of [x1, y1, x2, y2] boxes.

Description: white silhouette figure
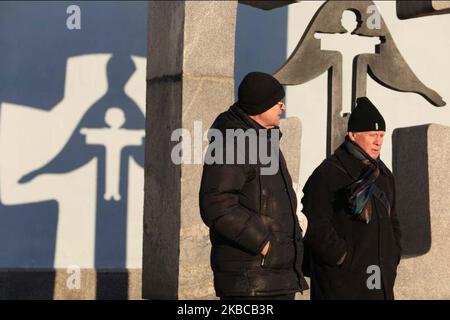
[[80, 107, 145, 201], [315, 10, 381, 115]]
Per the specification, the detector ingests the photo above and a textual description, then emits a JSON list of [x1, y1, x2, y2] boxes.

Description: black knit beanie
[[236, 72, 285, 115], [348, 97, 386, 132]]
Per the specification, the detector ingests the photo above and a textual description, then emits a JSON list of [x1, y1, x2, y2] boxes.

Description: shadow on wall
[[0, 1, 147, 299], [234, 3, 288, 106], [392, 125, 432, 258]]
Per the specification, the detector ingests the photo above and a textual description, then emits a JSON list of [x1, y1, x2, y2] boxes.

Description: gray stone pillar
[[143, 1, 238, 300], [393, 124, 450, 299], [279, 117, 310, 300], [279, 118, 302, 185]]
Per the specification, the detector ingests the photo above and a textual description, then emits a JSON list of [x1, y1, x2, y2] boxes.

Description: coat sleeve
[[301, 167, 348, 266], [389, 175, 402, 255], [199, 163, 270, 255]]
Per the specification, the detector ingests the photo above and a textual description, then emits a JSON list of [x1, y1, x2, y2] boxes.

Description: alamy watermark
[[66, 5, 81, 30], [170, 121, 280, 176], [366, 265, 381, 290], [66, 265, 81, 290], [367, 5, 382, 30]]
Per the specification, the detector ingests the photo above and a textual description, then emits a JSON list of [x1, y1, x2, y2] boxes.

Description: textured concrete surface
[[279, 118, 311, 300], [180, 1, 238, 301], [394, 124, 450, 299], [0, 269, 141, 300], [144, 1, 184, 300], [178, 79, 236, 300], [392, 125, 431, 256], [433, 1, 450, 11], [279, 117, 302, 184], [183, 5, 236, 78], [144, 1, 237, 300]]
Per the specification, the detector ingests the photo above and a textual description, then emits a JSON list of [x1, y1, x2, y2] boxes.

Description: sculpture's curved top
[[274, 0, 445, 107]]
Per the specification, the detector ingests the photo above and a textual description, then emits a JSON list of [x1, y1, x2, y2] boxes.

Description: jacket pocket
[[261, 234, 295, 269]]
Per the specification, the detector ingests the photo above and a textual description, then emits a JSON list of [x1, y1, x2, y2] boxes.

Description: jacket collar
[[228, 104, 283, 139], [334, 140, 389, 180], [229, 103, 261, 131]]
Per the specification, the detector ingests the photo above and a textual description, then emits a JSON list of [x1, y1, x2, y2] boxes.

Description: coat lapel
[[334, 144, 367, 181]]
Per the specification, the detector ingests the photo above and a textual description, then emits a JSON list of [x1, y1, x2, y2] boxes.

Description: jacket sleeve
[[199, 163, 270, 255], [390, 175, 402, 255], [301, 167, 348, 266]]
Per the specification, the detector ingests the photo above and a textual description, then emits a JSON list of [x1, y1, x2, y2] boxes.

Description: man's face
[[250, 101, 286, 129], [348, 131, 385, 160]]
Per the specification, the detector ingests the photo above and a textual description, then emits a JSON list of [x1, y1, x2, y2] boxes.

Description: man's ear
[[348, 132, 356, 142]]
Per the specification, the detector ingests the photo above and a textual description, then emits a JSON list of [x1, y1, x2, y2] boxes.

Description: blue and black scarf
[[344, 137, 384, 224]]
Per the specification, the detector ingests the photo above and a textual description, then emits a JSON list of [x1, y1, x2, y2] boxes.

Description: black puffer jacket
[[302, 143, 402, 300], [199, 104, 308, 297]]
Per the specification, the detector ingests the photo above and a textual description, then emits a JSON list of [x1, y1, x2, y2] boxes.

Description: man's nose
[[281, 103, 287, 111], [374, 136, 382, 145]]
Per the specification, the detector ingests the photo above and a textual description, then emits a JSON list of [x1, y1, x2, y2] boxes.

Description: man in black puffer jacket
[[199, 72, 308, 300]]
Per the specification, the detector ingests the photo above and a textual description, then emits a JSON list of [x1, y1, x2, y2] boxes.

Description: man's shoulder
[[210, 105, 253, 133], [210, 110, 231, 132], [306, 154, 348, 184], [316, 154, 347, 174]]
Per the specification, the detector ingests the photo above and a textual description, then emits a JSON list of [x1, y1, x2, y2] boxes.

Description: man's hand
[[261, 241, 270, 256]]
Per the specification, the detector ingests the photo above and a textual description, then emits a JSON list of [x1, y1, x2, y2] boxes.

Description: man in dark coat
[[302, 97, 402, 300], [199, 72, 308, 300]]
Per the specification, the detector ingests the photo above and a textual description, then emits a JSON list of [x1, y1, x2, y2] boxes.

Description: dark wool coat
[[302, 143, 402, 300], [199, 104, 308, 298]]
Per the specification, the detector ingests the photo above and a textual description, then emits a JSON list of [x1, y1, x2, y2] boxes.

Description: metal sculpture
[[272, 1, 445, 154]]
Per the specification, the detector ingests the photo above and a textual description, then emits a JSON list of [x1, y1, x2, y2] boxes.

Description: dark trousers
[[220, 293, 295, 300]]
